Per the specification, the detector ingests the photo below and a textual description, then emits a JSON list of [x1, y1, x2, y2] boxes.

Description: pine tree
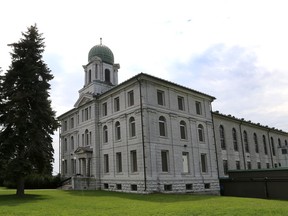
[[0, 25, 59, 196]]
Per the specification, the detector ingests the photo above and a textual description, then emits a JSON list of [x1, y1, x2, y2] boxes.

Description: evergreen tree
[[0, 25, 59, 196]]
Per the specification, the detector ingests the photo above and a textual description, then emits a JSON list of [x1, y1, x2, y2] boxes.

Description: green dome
[[88, 44, 114, 64]]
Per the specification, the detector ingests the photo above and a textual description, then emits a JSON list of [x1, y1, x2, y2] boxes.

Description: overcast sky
[[1, 0, 288, 174]]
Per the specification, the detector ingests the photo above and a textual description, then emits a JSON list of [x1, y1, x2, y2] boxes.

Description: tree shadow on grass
[[62, 190, 215, 203], [0, 194, 49, 206]]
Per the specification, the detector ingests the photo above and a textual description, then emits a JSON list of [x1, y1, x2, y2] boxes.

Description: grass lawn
[[0, 188, 287, 216]]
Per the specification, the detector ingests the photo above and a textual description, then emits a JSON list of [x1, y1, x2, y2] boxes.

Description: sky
[[1, 0, 288, 174]]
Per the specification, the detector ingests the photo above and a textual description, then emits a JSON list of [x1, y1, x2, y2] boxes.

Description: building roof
[[212, 111, 288, 135], [100, 72, 216, 101], [88, 43, 114, 64]]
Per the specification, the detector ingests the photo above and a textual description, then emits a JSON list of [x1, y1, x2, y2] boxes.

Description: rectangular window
[[223, 160, 228, 175], [182, 152, 189, 173], [104, 154, 109, 173], [114, 97, 120, 112], [201, 154, 208, 173], [161, 150, 169, 172], [88, 106, 91, 119], [63, 120, 67, 131], [186, 184, 193, 190], [131, 184, 137, 191], [236, 161, 240, 170], [266, 163, 270, 168], [71, 159, 76, 175], [157, 90, 165, 106], [247, 161, 251, 170], [282, 149, 288, 154], [70, 117, 74, 129], [178, 96, 185, 111], [102, 103, 107, 116], [116, 152, 122, 173], [257, 162, 261, 169], [164, 184, 172, 191], [128, 90, 134, 107], [116, 184, 122, 190], [130, 150, 137, 172], [85, 108, 89, 121], [81, 110, 84, 122], [195, 101, 202, 115]]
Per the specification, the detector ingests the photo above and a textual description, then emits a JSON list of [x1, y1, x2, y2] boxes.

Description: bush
[[3, 173, 62, 189]]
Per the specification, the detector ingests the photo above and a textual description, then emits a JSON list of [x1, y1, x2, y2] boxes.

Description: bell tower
[[79, 38, 120, 96]]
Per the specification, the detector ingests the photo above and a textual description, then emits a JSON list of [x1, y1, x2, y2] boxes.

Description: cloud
[[170, 44, 288, 131]]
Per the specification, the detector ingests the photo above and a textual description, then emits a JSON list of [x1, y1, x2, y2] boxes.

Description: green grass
[[0, 188, 287, 216]]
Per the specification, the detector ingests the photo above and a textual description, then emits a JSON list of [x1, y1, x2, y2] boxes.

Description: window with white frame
[[104, 154, 109, 173], [114, 97, 120, 112], [232, 128, 238, 151], [116, 152, 122, 173], [70, 117, 74, 129], [71, 136, 74, 150], [64, 138, 67, 152], [102, 102, 107, 116], [236, 161, 240, 170], [182, 152, 189, 173], [115, 121, 121, 140], [180, 120, 187, 140], [244, 131, 249, 153], [161, 150, 169, 172], [128, 90, 134, 107], [159, 116, 167, 137], [130, 150, 137, 172], [271, 137, 275, 156], [129, 117, 136, 138], [198, 124, 205, 142], [195, 101, 202, 115], [263, 135, 268, 155], [178, 96, 185, 111], [85, 129, 89, 146], [254, 133, 259, 153], [219, 125, 226, 150], [103, 125, 108, 143], [157, 90, 165, 106], [200, 153, 208, 173], [223, 160, 228, 175]]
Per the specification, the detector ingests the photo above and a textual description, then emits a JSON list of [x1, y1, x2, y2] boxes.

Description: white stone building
[[59, 41, 288, 193]]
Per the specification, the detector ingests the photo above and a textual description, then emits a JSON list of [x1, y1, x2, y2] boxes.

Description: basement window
[[164, 184, 172, 191], [131, 184, 137, 191], [186, 184, 193, 190], [204, 183, 210, 189], [116, 184, 122, 190]]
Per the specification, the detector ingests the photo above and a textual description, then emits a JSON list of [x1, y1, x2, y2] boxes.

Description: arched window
[[219, 125, 226, 150], [271, 137, 275, 156], [254, 133, 259, 153], [129, 117, 136, 137], [71, 136, 74, 150], [263, 135, 268, 155], [159, 116, 167, 137], [115, 121, 121, 140], [198, 124, 205, 142], [85, 129, 89, 146], [278, 138, 281, 147], [232, 128, 238, 151], [105, 69, 110, 83], [243, 131, 249, 153], [180, 120, 187, 140], [103, 125, 108, 143]]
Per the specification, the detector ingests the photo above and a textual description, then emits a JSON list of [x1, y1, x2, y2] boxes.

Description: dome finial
[[100, 37, 102, 45]]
